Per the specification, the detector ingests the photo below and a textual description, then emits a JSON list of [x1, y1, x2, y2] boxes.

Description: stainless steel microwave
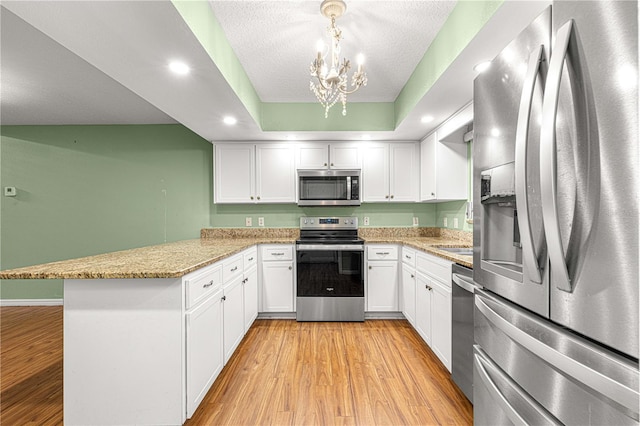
[[297, 170, 360, 206]]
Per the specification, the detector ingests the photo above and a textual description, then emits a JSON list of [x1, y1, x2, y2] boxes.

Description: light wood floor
[[1, 307, 472, 425]]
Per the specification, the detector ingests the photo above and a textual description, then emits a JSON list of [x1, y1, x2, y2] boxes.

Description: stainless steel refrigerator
[[473, 2, 639, 424]]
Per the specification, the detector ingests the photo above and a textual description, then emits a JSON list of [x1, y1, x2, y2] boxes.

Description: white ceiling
[[0, 1, 551, 142]]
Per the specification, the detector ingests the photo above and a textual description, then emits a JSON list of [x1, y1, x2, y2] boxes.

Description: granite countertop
[[362, 237, 473, 268], [0, 227, 472, 280], [0, 237, 296, 280]]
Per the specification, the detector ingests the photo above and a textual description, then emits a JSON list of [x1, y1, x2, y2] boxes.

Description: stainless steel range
[[296, 217, 364, 322]]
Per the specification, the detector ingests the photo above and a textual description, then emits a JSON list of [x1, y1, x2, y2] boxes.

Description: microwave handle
[[347, 176, 352, 201]]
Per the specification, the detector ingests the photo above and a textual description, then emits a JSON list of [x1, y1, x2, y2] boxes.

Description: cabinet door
[[420, 134, 437, 201], [297, 143, 329, 169], [255, 144, 296, 203], [243, 266, 258, 332], [415, 273, 432, 345], [186, 289, 223, 418], [431, 279, 452, 371], [223, 275, 245, 364], [362, 143, 389, 202], [366, 261, 399, 311], [261, 261, 294, 312], [330, 144, 362, 169], [389, 143, 418, 202], [214, 144, 255, 204], [401, 264, 416, 326]]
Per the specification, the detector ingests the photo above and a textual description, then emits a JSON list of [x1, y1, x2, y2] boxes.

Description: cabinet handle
[[425, 285, 429, 289], [431, 192, 435, 196], [272, 252, 285, 256], [411, 274, 415, 278], [221, 295, 226, 301], [326, 287, 334, 291], [390, 195, 394, 199], [250, 196, 254, 200], [330, 163, 334, 166], [324, 162, 328, 166], [375, 252, 389, 255], [203, 280, 214, 288], [257, 196, 261, 200], [288, 266, 292, 270], [428, 286, 433, 291], [242, 278, 247, 284], [231, 266, 238, 272], [405, 254, 411, 259], [385, 195, 389, 199], [248, 257, 254, 261], [369, 266, 372, 270]]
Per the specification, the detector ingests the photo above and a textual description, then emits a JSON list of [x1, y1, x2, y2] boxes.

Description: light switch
[[4, 187, 16, 197], [258, 217, 264, 227]]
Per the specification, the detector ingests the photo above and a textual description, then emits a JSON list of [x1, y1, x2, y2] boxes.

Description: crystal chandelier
[[310, 0, 367, 118]]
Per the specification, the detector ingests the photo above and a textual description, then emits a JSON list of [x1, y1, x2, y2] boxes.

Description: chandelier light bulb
[[316, 39, 325, 54]]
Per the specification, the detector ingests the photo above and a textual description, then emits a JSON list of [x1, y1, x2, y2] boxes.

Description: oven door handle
[[296, 244, 364, 251]]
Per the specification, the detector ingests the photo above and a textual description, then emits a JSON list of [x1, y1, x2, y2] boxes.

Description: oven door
[[296, 244, 364, 297], [296, 244, 365, 321]]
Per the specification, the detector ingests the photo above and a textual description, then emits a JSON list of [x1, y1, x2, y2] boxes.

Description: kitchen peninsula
[[0, 227, 471, 425]]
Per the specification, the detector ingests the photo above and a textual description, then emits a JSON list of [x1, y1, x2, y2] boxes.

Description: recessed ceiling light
[[169, 61, 190, 75], [474, 61, 492, 73], [421, 115, 434, 124], [223, 116, 237, 125]]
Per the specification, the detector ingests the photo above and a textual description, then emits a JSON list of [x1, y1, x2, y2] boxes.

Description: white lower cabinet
[[401, 263, 416, 326], [430, 278, 452, 370], [366, 245, 399, 311], [415, 272, 433, 346], [414, 251, 453, 371], [185, 288, 223, 418], [243, 265, 258, 331], [260, 245, 295, 312], [223, 274, 245, 363]]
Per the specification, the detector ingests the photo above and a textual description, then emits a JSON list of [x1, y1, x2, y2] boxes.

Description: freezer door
[[473, 7, 551, 317], [542, 1, 638, 358], [475, 289, 639, 425]]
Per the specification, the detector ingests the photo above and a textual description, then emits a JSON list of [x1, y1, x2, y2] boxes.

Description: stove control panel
[[300, 216, 358, 229]]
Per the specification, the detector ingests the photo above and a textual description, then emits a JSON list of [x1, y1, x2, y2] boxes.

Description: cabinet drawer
[[243, 248, 258, 270], [185, 264, 222, 309], [402, 246, 416, 268], [223, 255, 243, 283], [261, 245, 293, 261], [416, 252, 452, 285], [367, 245, 398, 260]]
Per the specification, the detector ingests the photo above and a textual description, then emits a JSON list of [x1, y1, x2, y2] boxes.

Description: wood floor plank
[[1, 308, 472, 426]]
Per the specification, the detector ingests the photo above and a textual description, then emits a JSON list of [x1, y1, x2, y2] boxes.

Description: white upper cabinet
[[363, 142, 418, 202], [420, 103, 472, 202], [214, 144, 255, 204], [256, 144, 296, 203], [296, 143, 361, 170], [215, 143, 295, 204]]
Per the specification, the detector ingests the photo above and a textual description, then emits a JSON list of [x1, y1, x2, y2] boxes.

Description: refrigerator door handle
[[515, 45, 546, 284], [476, 294, 640, 413], [452, 273, 480, 293], [540, 20, 574, 293], [474, 348, 561, 426]]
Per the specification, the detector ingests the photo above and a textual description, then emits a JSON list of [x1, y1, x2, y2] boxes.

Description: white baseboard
[[0, 299, 63, 306]]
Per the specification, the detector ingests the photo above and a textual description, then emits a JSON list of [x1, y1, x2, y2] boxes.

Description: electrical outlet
[[245, 217, 252, 227], [443, 217, 448, 227], [363, 217, 370, 226], [258, 217, 264, 227], [412, 217, 419, 226], [4, 187, 16, 197], [453, 218, 459, 228]]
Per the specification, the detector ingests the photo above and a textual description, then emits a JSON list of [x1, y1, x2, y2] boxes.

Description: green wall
[[1, 124, 212, 299], [211, 203, 436, 228]]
